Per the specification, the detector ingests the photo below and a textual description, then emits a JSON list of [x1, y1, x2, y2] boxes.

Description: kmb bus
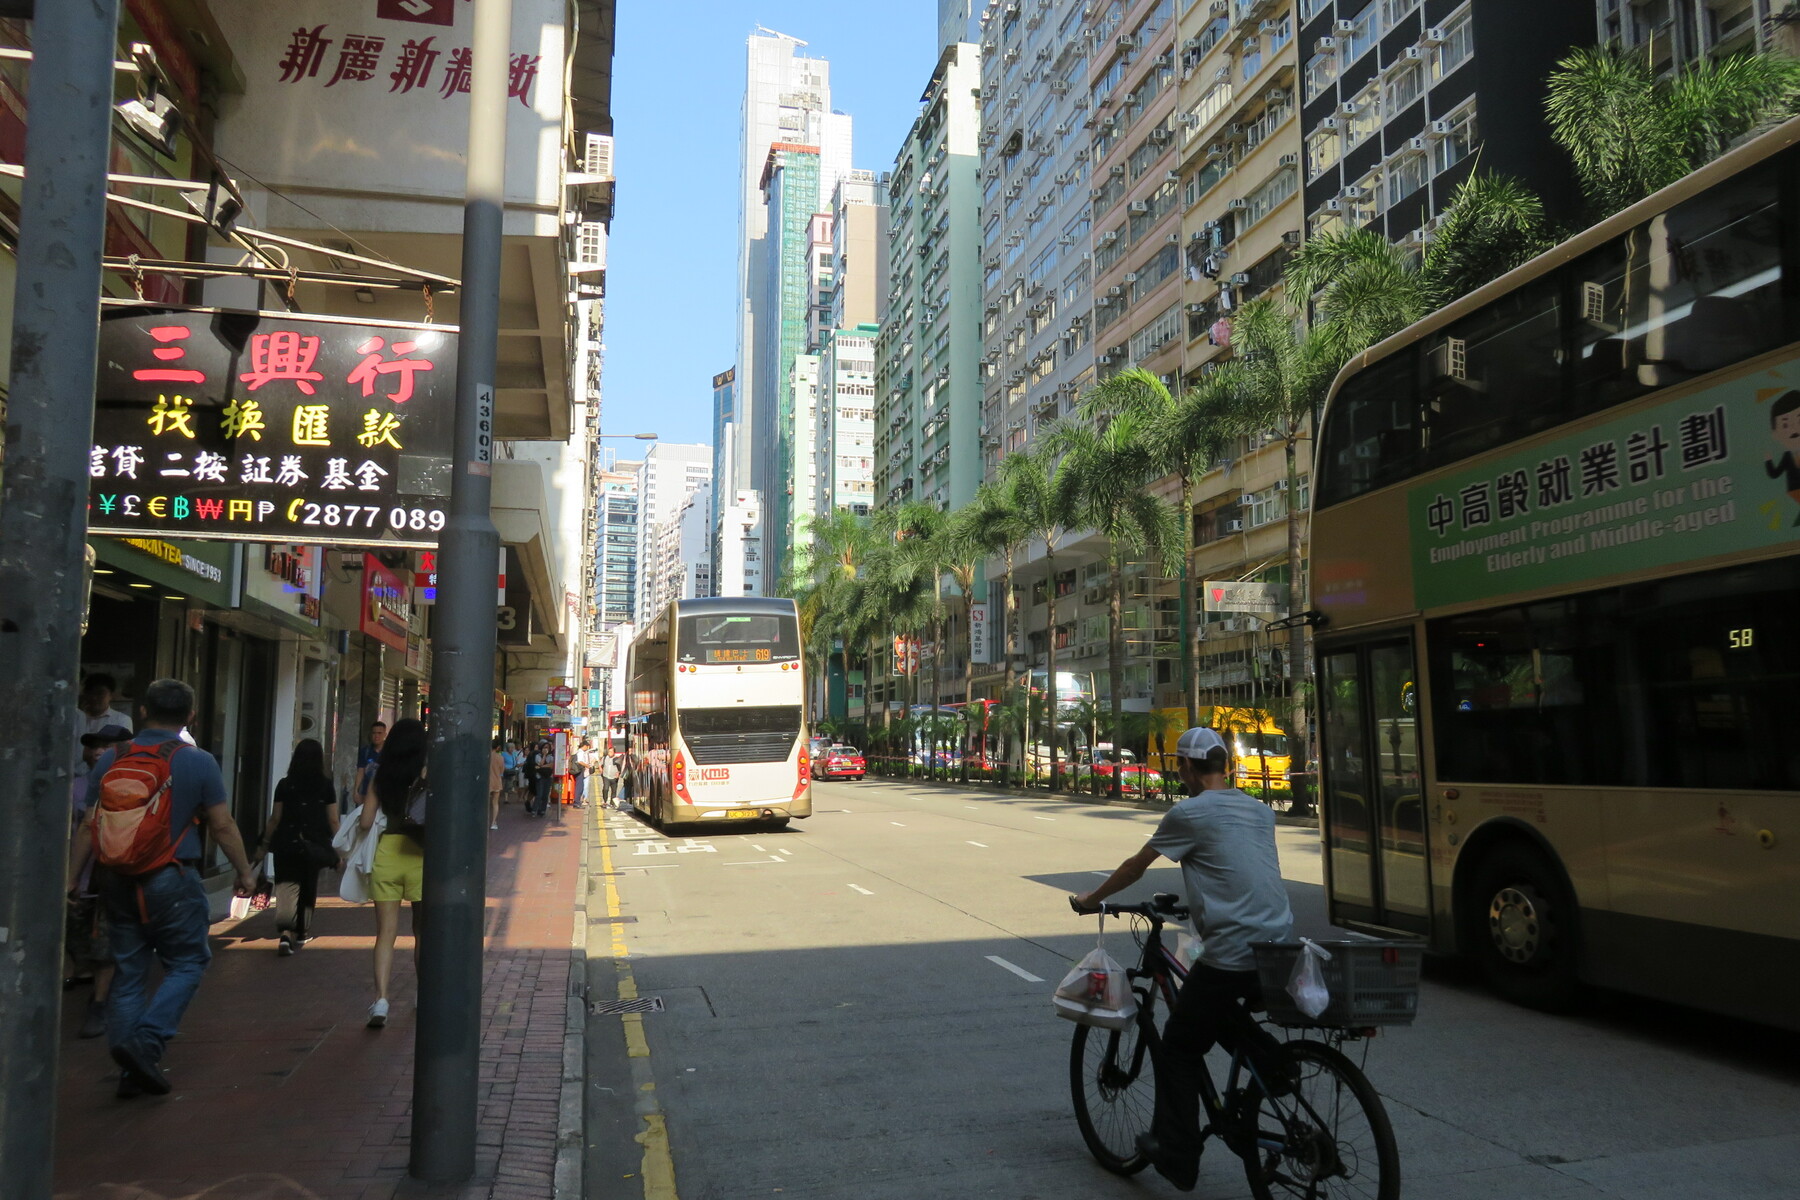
[[1309, 116, 1799, 1028], [624, 597, 812, 828]]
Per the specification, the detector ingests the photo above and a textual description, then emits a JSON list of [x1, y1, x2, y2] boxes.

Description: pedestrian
[[531, 740, 554, 818], [71, 672, 134, 777], [521, 739, 541, 817], [357, 717, 427, 1029], [73, 679, 257, 1097], [64, 724, 135, 1038], [571, 738, 591, 809], [501, 740, 521, 803], [256, 738, 341, 956], [357, 720, 387, 771], [599, 749, 621, 808], [489, 737, 504, 830]]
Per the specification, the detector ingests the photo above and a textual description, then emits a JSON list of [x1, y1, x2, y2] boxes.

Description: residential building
[[875, 41, 985, 518], [827, 171, 891, 332], [1597, 0, 1799, 70], [816, 325, 879, 517], [644, 482, 715, 617], [715, 489, 766, 597], [735, 31, 851, 513], [1298, 0, 1591, 246], [709, 365, 736, 571], [787, 350, 823, 575], [633, 443, 712, 622], [597, 463, 641, 630]]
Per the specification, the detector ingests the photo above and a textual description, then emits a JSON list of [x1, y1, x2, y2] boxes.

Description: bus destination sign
[[706, 648, 772, 663], [88, 305, 458, 549]]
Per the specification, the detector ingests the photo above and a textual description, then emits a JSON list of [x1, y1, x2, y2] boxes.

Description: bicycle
[[1067, 893, 1400, 1200]]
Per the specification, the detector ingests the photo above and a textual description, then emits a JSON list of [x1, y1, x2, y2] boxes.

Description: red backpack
[[91, 740, 191, 876]]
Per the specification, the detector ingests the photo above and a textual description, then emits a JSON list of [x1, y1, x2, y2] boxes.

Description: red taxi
[[812, 744, 866, 781]]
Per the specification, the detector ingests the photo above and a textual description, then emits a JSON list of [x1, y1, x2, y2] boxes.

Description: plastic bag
[[1053, 917, 1138, 1030], [1286, 937, 1333, 1020], [1172, 931, 1202, 973]]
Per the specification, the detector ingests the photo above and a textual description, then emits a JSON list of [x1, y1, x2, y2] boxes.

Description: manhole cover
[[591, 996, 664, 1015]]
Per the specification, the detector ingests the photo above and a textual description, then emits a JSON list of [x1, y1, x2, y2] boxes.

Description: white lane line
[[776, 847, 793, 856], [890, 821, 907, 827], [1090, 870, 1113, 876], [964, 805, 980, 810], [1032, 815, 1056, 822], [847, 884, 874, 895], [966, 840, 989, 848], [750, 844, 766, 852], [986, 956, 1045, 983], [722, 856, 787, 866]]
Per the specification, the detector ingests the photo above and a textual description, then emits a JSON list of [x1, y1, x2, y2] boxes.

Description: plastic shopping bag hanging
[[1053, 915, 1138, 1030], [1286, 937, 1333, 1020]]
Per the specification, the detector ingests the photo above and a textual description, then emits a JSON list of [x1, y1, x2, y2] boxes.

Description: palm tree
[[1051, 408, 1182, 800], [1198, 297, 1340, 813], [998, 444, 1079, 790], [1547, 45, 1800, 220], [790, 508, 873, 728], [1080, 367, 1237, 728], [961, 478, 1032, 784]]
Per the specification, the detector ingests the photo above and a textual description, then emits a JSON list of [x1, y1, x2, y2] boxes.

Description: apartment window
[[1306, 124, 1341, 179], [1429, 7, 1473, 82], [1387, 151, 1427, 207], [1266, 15, 1292, 58], [1433, 102, 1477, 175], [1244, 166, 1298, 227], [1128, 302, 1182, 363], [1029, 243, 1062, 284], [1096, 225, 1129, 273], [1129, 242, 1181, 303], [1300, 0, 1331, 18], [1303, 52, 1338, 106], [1312, 199, 1347, 240], [1385, 60, 1423, 114], [1240, 40, 1263, 81], [1187, 151, 1235, 205], [1187, 83, 1233, 139], [1129, 180, 1179, 241], [1062, 263, 1091, 306], [1381, 0, 1419, 23], [1343, 2, 1379, 62], [1347, 82, 1381, 146]]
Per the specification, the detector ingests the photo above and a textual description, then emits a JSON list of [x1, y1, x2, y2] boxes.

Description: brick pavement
[[52, 798, 586, 1200]]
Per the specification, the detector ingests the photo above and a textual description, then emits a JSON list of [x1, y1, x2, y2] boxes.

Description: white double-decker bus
[[624, 597, 812, 828]]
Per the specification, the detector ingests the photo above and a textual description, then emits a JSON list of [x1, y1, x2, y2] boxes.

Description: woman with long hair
[[256, 738, 340, 956], [357, 717, 427, 1028]]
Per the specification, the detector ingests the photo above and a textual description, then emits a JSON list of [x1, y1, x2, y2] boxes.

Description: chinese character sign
[[1407, 357, 1800, 609], [89, 306, 458, 548]]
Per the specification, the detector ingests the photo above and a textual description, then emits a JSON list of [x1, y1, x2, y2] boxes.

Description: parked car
[[1079, 745, 1165, 796], [813, 745, 865, 781]]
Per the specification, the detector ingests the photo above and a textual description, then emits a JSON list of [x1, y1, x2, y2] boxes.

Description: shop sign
[[414, 547, 508, 604], [548, 684, 575, 706], [1202, 581, 1287, 615], [88, 305, 458, 549], [524, 703, 549, 718], [361, 553, 411, 651], [496, 544, 533, 646], [96, 535, 240, 608], [969, 602, 990, 664], [243, 543, 323, 626]]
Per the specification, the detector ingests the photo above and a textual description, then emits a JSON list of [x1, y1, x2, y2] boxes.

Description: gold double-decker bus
[[1309, 117, 1799, 1027]]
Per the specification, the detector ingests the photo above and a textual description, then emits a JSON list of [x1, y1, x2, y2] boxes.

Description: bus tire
[[1462, 841, 1582, 1012]]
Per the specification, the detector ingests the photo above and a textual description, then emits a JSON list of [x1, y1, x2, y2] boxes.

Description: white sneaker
[[490, 822, 499, 830], [367, 998, 389, 1029]]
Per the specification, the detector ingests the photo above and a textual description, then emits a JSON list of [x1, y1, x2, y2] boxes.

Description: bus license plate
[[728, 809, 758, 820]]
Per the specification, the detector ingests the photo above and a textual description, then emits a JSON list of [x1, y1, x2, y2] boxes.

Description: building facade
[[714, 489, 766, 598], [597, 463, 641, 630], [632, 443, 712, 622], [816, 326, 880, 517]]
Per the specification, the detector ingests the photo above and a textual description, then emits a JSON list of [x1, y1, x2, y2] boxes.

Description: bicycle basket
[[1251, 940, 1423, 1028]]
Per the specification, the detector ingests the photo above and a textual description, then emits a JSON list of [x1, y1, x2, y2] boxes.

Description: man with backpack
[[70, 678, 256, 1097]]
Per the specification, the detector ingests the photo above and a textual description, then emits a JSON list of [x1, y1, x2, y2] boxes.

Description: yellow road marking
[[595, 806, 679, 1199]]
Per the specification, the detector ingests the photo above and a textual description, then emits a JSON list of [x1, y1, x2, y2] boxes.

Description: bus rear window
[[677, 613, 799, 663]]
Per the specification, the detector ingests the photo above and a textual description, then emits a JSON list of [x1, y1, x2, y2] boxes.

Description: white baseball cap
[[1174, 727, 1228, 760]]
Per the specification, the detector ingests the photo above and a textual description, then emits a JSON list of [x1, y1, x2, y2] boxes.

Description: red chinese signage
[[88, 305, 458, 549], [361, 554, 412, 651], [275, 19, 540, 105]]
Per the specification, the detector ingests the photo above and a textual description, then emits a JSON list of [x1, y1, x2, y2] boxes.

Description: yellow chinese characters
[[221, 397, 267, 441], [292, 404, 332, 446], [356, 409, 404, 450], [146, 394, 196, 439]]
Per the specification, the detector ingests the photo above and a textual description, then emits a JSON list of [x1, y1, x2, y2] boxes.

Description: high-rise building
[[715, 490, 766, 597], [633, 443, 713, 621], [827, 171, 891, 332], [875, 41, 985, 515], [817, 325, 879, 518], [597, 462, 641, 631], [939, 0, 982, 51], [735, 32, 852, 509], [644, 481, 714, 617], [710, 366, 736, 561], [1596, 0, 1797, 71]]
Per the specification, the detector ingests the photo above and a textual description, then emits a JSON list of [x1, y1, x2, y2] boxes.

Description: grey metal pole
[[412, 0, 509, 1182], [0, 3, 122, 1198]]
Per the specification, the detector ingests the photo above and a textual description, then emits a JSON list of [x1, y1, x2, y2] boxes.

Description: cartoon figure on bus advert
[[1767, 389, 1800, 526]]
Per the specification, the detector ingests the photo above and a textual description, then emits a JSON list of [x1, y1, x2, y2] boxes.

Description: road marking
[[776, 847, 793, 856], [1032, 815, 1056, 822], [847, 884, 874, 895], [1090, 870, 1114, 876], [986, 955, 1045, 983], [964, 805, 979, 810], [750, 843, 766, 852], [966, 840, 989, 848], [722, 856, 787, 866], [890, 821, 907, 827]]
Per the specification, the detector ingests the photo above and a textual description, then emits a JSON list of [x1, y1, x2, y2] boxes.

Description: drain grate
[[591, 996, 664, 1015]]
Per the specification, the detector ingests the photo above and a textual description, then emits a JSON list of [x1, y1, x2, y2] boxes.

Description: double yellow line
[[594, 807, 679, 1200]]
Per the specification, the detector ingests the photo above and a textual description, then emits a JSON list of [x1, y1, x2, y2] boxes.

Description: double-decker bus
[[624, 597, 812, 828], [1310, 116, 1800, 1028]]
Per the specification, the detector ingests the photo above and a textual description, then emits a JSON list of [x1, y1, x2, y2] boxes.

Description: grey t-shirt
[[1149, 787, 1293, 972]]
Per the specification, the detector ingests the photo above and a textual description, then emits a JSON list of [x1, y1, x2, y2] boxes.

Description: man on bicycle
[[1072, 726, 1294, 1192]]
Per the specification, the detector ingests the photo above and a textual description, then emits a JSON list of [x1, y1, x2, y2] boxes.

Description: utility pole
[[0, 3, 123, 1198], [412, 0, 508, 1182]]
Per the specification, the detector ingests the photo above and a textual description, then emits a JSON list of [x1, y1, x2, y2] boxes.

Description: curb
[[554, 805, 592, 1200], [864, 774, 1322, 829]]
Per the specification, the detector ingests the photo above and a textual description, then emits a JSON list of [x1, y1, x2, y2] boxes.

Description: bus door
[[1318, 636, 1429, 935]]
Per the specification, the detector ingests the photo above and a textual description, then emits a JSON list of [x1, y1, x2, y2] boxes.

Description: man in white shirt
[[1073, 727, 1295, 1192], [72, 673, 135, 776]]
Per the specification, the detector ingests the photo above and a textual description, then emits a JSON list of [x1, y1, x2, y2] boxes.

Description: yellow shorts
[[370, 832, 424, 902]]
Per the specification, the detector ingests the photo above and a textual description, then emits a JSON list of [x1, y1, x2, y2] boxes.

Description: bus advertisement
[[624, 597, 811, 828], [1309, 116, 1800, 1029]]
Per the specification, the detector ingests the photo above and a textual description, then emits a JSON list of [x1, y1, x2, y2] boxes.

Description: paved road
[[586, 777, 1800, 1200]]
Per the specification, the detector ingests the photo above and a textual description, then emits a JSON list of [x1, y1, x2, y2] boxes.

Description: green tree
[[1051, 407, 1182, 800], [959, 478, 1032, 784], [1546, 45, 1800, 220], [997, 444, 1079, 790]]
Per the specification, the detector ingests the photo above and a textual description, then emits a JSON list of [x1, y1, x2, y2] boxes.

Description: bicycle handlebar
[[1070, 891, 1189, 921]]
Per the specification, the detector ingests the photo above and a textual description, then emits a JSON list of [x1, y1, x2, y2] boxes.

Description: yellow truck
[[1149, 706, 1292, 793]]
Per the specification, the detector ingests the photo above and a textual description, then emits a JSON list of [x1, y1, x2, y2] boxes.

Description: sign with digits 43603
[[88, 304, 459, 549]]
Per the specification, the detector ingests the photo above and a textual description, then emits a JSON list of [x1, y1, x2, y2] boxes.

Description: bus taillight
[[672, 751, 691, 803], [795, 748, 810, 799]]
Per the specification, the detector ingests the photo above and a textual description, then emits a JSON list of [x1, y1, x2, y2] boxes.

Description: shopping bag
[[1172, 931, 1202, 973], [1286, 938, 1333, 1019], [1053, 916, 1138, 1030]]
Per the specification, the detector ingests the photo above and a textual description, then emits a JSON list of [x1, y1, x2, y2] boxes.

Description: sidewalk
[[52, 796, 588, 1200]]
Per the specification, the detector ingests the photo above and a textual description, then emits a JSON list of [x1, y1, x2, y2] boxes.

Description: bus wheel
[[1464, 842, 1581, 1012]]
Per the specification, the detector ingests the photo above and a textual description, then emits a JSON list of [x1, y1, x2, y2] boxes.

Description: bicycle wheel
[[1242, 1039, 1398, 1200], [1069, 1017, 1155, 1175]]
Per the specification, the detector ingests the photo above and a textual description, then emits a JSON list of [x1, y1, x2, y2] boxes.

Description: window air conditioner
[[1222, 519, 1244, 534], [1129, 200, 1150, 212], [1409, 135, 1428, 151], [1117, 35, 1139, 50], [1315, 37, 1337, 53], [1324, 198, 1346, 211], [1429, 118, 1455, 135], [1278, 153, 1298, 167], [1422, 26, 1449, 44], [1402, 45, 1425, 61], [1226, 198, 1248, 210], [1320, 117, 1339, 130], [1123, 271, 1139, 282], [1229, 272, 1250, 285], [1215, 67, 1233, 82], [1165, 169, 1181, 182], [1334, 19, 1355, 33], [1108, 285, 1124, 296], [1339, 101, 1358, 116]]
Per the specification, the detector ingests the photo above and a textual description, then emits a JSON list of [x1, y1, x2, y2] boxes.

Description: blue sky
[[600, 3, 935, 453]]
